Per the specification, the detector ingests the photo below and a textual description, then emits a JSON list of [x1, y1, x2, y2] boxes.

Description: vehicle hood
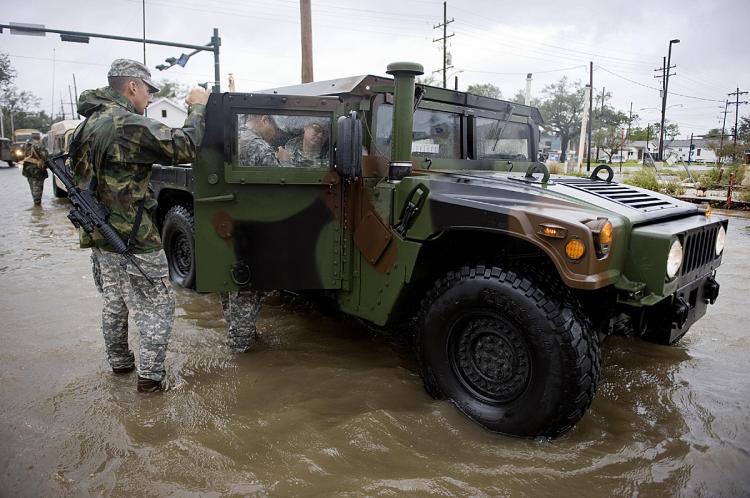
[[420, 170, 699, 226]]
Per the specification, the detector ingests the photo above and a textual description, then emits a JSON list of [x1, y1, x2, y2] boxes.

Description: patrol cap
[[108, 59, 160, 93]]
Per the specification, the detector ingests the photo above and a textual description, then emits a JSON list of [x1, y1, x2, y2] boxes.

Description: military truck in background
[[46, 119, 84, 197], [9, 128, 43, 165], [150, 63, 727, 438]]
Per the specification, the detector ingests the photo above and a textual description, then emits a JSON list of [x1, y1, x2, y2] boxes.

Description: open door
[[194, 92, 344, 293]]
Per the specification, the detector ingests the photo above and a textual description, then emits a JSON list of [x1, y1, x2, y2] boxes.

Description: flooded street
[[1, 164, 749, 497]]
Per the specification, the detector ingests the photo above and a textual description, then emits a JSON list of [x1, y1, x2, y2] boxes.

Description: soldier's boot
[[112, 365, 135, 374], [137, 376, 162, 393]]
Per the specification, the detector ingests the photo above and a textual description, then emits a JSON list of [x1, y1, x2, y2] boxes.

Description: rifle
[[46, 154, 155, 285]]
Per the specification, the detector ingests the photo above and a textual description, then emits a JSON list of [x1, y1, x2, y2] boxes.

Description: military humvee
[[151, 62, 727, 438]]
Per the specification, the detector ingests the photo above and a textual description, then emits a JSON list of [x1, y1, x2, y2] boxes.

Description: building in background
[[148, 98, 187, 128]]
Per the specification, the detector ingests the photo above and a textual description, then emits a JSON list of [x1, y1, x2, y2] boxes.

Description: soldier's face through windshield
[[304, 122, 327, 148]]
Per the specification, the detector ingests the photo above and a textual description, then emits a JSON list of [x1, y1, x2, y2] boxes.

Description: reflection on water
[[0, 168, 749, 496]]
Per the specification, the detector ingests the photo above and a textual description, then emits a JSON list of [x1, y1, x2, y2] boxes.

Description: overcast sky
[[2, 0, 748, 137]]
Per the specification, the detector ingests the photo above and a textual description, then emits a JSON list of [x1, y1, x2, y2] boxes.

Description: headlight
[[666, 239, 683, 279], [585, 218, 613, 258], [715, 225, 726, 256]]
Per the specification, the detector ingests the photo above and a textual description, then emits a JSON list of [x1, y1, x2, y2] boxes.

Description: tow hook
[[672, 297, 690, 329], [705, 276, 720, 304]]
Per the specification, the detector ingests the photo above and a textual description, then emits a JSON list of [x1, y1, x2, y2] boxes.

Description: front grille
[[681, 223, 722, 277], [556, 178, 677, 212]]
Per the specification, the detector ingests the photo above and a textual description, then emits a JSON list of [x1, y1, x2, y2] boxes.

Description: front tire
[[162, 205, 196, 289], [417, 265, 600, 438]]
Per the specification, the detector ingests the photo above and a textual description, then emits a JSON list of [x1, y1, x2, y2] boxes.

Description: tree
[[416, 75, 439, 86], [466, 83, 502, 99], [537, 77, 585, 162], [1, 86, 43, 135], [511, 89, 541, 107], [0, 52, 16, 91], [737, 116, 750, 142], [590, 93, 630, 162], [154, 79, 189, 101]]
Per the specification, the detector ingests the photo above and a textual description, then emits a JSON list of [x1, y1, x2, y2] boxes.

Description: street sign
[[9, 22, 45, 36]]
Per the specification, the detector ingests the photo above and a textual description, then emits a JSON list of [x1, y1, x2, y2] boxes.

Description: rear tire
[[162, 205, 196, 289], [417, 264, 600, 438]]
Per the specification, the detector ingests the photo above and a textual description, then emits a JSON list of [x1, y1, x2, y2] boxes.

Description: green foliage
[[511, 88, 540, 107], [0, 53, 49, 135], [538, 77, 585, 162], [0, 52, 15, 90], [625, 168, 684, 196], [154, 79, 189, 101], [466, 83, 502, 99]]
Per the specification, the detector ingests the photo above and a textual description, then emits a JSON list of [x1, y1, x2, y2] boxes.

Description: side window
[[236, 113, 332, 168], [476, 118, 530, 161], [374, 104, 461, 159]]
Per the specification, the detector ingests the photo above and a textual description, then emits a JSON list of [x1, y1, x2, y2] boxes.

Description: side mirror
[[335, 111, 363, 181]]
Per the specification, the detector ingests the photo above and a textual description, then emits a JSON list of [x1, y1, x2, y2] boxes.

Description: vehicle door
[[193, 92, 344, 293]]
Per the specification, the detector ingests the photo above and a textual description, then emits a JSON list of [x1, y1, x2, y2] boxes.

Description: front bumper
[[640, 271, 720, 345]]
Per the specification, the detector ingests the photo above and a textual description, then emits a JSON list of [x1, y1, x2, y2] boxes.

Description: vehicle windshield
[[374, 104, 461, 159], [475, 117, 530, 161]]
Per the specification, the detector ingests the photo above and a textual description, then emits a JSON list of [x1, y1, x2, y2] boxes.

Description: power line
[[461, 64, 587, 76], [596, 65, 724, 102]]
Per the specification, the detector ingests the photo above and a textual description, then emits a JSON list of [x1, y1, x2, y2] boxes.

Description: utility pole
[[433, 1, 454, 88], [577, 84, 591, 174], [142, 0, 147, 64], [620, 101, 632, 172], [718, 100, 730, 163], [595, 86, 605, 162], [587, 61, 593, 172], [68, 85, 75, 118], [727, 88, 748, 161], [300, 0, 314, 83], [644, 124, 651, 165], [51, 48, 55, 124], [72, 73, 78, 115], [657, 39, 679, 161], [688, 132, 694, 164]]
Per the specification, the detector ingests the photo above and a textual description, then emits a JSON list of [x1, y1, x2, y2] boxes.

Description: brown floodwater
[[1, 165, 749, 497]]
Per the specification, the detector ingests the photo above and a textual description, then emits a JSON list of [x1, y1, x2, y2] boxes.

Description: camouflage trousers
[[220, 290, 263, 352], [91, 248, 175, 381], [26, 177, 45, 205]]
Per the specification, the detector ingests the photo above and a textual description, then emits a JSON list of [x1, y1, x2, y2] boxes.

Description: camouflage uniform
[[220, 290, 264, 352], [92, 248, 174, 379], [284, 135, 327, 168], [72, 60, 205, 384], [21, 140, 49, 205], [238, 127, 282, 167]]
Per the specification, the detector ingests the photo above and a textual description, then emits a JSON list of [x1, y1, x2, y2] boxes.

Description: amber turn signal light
[[538, 224, 568, 239], [565, 238, 586, 260]]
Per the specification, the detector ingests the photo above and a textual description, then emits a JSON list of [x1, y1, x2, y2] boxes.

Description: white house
[[147, 98, 187, 128]]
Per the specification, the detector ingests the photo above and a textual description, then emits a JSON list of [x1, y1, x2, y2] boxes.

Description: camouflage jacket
[[21, 141, 49, 180], [238, 128, 288, 167], [71, 86, 205, 253], [284, 135, 327, 168]]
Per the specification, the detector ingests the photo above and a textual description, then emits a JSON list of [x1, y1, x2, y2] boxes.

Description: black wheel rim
[[448, 314, 532, 404], [169, 231, 192, 278]]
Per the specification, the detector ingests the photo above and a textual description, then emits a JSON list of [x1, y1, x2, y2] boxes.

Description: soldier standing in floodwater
[[71, 59, 209, 393], [21, 137, 49, 206]]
